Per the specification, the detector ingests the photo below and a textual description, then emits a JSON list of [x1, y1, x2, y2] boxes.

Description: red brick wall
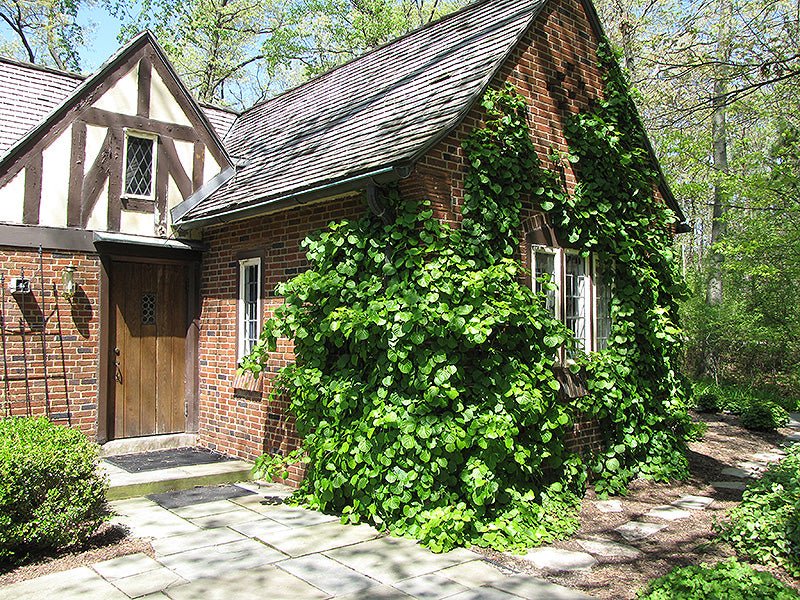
[[198, 0, 615, 472], [0, 247, 100, 436], [408, 0, 605, 275], [196, 196, 367, 475]]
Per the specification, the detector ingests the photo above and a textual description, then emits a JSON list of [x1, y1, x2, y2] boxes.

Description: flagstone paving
[[0, 482, 591, 600]]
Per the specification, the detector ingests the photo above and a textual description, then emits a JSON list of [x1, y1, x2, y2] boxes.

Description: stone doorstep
[[103, 460, 254, 501]]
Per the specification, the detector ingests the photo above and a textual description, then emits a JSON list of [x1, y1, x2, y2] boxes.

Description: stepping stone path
[[671, 495, 713, 510], [577, 536, 643, 559], [524, 548, 598, 572], [594, 500, 624, 513], [522, 416, 800, 582], [615, 520, 667, 542], [646, 505, 691, 521]]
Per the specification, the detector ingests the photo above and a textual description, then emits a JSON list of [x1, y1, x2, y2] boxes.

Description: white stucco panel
[[149, 68, 192, 127], [0, 169, 26, 224], [167, 174, 183, 214], [203, 148, 222, 185], [84, 124, 108, 174], [85, 179, 109, 231], [93, 67, 139, 116], [173, 139, 194, 201], [39, 126, 71, 228], [120, 209, 155, 236]]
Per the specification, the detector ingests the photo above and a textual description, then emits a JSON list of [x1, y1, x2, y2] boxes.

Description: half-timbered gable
[[0, 32, 234, 238]]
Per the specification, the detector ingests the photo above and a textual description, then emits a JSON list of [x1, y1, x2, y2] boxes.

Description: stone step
[[102, 459, 254, 501]]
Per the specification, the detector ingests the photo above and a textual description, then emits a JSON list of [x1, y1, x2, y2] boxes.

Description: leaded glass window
[[531, 245, 612, 360], [532, 248, 558, 317], [124, 134, 155, 197]]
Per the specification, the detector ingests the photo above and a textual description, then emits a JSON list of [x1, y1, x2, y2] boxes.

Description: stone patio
[[0, 482, 592, 600]]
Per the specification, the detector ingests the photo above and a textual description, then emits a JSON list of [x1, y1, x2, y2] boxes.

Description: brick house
[[0, 0, 685, 476]]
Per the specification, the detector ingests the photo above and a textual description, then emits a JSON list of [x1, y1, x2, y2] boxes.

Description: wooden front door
[[110, 261, 188, 438]]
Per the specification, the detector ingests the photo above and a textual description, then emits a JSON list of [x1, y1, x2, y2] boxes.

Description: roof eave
[[174, 165, 408, 231]]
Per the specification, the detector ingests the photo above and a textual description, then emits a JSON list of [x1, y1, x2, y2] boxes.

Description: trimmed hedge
[[639, 559, 799, 599], [0, 417, 109, 563]]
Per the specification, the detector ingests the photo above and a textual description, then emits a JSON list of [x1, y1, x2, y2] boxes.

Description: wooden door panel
[[111, 261, 187, 438]]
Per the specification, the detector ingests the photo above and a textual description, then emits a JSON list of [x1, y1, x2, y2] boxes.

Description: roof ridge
[[240, 0, 495, 116], [0, 55, 86, 80]]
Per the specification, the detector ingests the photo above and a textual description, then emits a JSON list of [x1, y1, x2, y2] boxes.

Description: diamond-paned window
[[125, 135, 155, 197], [141, 292, 156, 325]]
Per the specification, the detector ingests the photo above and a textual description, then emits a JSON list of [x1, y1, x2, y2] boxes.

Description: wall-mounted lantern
[[61, 265, 77, 302], [9, 277, 31, 295]]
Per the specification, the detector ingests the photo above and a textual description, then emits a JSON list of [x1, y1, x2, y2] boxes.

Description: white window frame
[[531, 245, 562, 320], [593, 258, 613, 352], [122, 129, 158, 200], [563, 249, 591, 355], [531, 245, 610, 359], [238, 257, 262, 361]]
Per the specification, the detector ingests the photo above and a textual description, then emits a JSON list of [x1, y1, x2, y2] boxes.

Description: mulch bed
[[476, 412, 800, 599], [0, 524, 154, 587]]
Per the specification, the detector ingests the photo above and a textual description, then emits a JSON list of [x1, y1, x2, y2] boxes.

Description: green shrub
[[740, 400, 790, 431], [690, 380, 799, 415], [715, 444, 800, 576], [695, 392, 720, 413], [638, 558, 799, 599], [0, 417, 109, 563]]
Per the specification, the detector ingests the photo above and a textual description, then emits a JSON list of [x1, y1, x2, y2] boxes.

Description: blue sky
[[76, 4, 126, 71], [0, 3, 126, 73]]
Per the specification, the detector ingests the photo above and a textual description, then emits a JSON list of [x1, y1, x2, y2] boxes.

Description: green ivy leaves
[[242, 56, 693, 552]]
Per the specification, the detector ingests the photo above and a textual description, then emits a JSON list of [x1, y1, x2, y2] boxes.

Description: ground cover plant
[[715, 443, 800, 576], [0, 417, 109, 564], [638, 558, 799, 600], [245, 43, 693, 552]]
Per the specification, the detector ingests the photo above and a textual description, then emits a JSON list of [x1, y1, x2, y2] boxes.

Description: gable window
[[124, 131, 157, 198], [531, 245, 611, 359], [238, 257, 261, 360]]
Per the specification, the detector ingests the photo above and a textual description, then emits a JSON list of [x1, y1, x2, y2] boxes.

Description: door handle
[[114, 347, 122, 383]]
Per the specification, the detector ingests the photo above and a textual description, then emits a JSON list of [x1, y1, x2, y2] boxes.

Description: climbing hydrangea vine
[[243, 41, 694, 551]]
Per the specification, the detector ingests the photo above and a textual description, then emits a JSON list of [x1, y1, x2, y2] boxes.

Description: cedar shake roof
[[0, 58, 83, 156], [176, 0, 547, 226], [0, 56, 238, 158], [199, 103, 240, 140]]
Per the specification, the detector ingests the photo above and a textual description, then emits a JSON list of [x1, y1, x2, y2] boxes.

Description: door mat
[[104, 447, 234, 473]]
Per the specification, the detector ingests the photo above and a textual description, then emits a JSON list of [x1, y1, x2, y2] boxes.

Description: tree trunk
[[706, 0, 732, 306]]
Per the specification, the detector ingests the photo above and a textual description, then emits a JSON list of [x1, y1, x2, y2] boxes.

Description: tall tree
[[108, 0, 304, 105], [0, 0, 87, 70], [110, 0, 465, 108], [706, 0, 733, 306]]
